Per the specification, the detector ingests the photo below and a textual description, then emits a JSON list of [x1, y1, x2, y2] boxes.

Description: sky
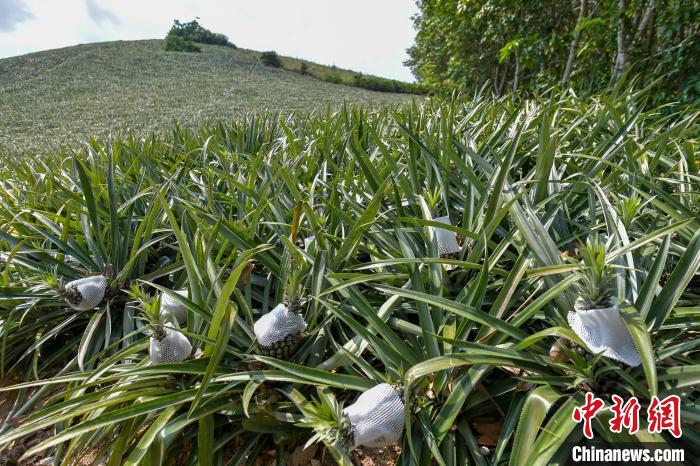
[[0, 0, 419, 82]]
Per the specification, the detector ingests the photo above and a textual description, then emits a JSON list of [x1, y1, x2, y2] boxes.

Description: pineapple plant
[[135, 289, 192, 365], [567, 236, 640, 366], [302, 383, 405, 455]]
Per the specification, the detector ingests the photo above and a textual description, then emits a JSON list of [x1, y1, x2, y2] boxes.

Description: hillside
[[0, 40, 416, 154]]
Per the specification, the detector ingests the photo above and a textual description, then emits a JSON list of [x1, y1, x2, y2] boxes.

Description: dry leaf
[[516, 380, 535, 392], [472, 417, 503, 447], [289, 444, 318, 466]]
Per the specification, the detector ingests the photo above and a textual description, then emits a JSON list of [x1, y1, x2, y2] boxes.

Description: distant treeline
[[351, 73, 426, 95], [407, 0, 700, 105]]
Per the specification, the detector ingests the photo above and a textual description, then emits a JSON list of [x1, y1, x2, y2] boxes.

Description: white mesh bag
[[160, 289, 188, 323], [64, 275, 107, 310], [150, 323, 192, 364], [343, 383, 405, 449], [433, 216, 461, 255], [254, 303, 307, 347], [567, 304, 640, 366]]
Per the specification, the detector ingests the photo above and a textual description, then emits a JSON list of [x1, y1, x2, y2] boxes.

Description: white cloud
[[0, 0, 417, 81], [85, 0, 120, 25], [0, 0, 34, 32]]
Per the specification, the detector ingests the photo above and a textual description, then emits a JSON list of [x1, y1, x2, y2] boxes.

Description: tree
[[563, 0, 589, 84], [406, 0, 699, 104], [165, 18, 235, 50]]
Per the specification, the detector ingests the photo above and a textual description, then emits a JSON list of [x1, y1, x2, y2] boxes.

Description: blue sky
[[0, 0, 419, 82]]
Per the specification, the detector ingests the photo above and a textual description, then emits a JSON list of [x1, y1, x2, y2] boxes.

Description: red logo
[[609, 395, 640, 434], [572, 392, 605, 439], [572, 394, 682, 439], [647, 395, 682, 438]]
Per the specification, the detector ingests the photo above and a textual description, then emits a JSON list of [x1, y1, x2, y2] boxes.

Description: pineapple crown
[[44, 267, 64, 293], [615, 193, 643, 228], [283, 262, 308, 313], [423, 188, 442, 212], [298, 388, 353, 452], [128, 284, 167, 340], [574, 235, 616, 309]]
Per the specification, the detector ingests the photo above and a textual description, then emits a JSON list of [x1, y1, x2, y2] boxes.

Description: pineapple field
[[0, 89, 698, 465]]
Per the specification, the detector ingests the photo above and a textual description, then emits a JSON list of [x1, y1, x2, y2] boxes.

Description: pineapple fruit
[[567, 236, 640, 366], [254, 297, 307, 359], [137, 291, 192, 365], [254, 265, 308, 359], [60, 275, 108, 311], [342, 383, 405, 449], [149, 322, 192, 364]]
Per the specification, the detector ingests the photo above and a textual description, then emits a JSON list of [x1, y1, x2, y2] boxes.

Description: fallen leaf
[[516, 380, 535, 392], [288, 443, 318, 466], [472, 417, 503, 447]]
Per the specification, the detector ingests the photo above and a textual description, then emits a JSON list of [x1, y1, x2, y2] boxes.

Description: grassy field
[[239, 48, 368, 83], [238, 48, 421, 92], [0, 88, 697, 464], [0, 40, 415, 154]]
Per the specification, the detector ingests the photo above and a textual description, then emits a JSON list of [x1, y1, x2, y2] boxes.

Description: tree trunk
[[512, 52, 520, 92], [613, 0, 629, 80], [636, 0, 655, 40], [646, 8, 656, 57], [496, 63, 509, 97], [494, 64, 501, 96], [563, 0, 589, 84]]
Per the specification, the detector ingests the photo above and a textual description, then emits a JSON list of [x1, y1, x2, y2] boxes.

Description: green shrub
[[299, 62, 309, 75], [323, 70, 343, 84], [165, 19, 235, 49], [260, 51, 281, 68], [164, 35, 201, 53], [352, 72, 426, 94]]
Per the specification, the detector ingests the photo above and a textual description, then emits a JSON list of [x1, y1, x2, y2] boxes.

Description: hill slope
[[0, 40, 416, 153]]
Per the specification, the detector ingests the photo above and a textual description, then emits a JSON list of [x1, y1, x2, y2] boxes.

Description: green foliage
[[166, 18, 234, 48], [260, 50, 281, 67], [352, 73, 427, 95], [407, 0, 700, 105], [164, 34, 201, 53], [323, 70, 342, 84], [0, 88, 697, 464]]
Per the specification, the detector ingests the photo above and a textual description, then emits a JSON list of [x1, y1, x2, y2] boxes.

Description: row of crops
[[0, 90, 698, 465]]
